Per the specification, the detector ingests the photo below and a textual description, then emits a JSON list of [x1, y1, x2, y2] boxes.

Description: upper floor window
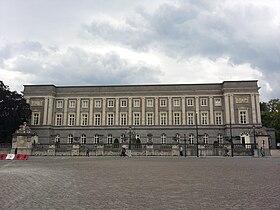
[[133, 99, 140, 107], [94, 113, 101, 126], [55, 114, 62, 126], [187, 98, 194, 106], [95, 100, 101, 108], [32, 112, 40, 125], [69, 100, 76, 108], [147, 99, 153, 107], [120, 99, 127, 107], [81, 113, 88, 126], [173, 98, 180, 107], [68, 114, 75, 126], [239, 110, 248, 124], [107, 113, 114, 126], [81, 100, 89, 108], [160, 99, 167, 107], [201, 98, 208, 106], [215, 112, 223, 125], [120, 113, 127, 126], [160, 112, 167, 125], [56, 100, 63, 108], [201, 112, 208, 125], [214, 98, 222, 106], [173, 112, 181, 125], [187, 112, 194, 125], [147, 113, 154, 125], [107, 99, 114, 107], [133, 113, 140, 126]]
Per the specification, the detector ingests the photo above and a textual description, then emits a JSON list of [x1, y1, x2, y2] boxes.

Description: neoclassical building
[[23, 80, 273, 148]]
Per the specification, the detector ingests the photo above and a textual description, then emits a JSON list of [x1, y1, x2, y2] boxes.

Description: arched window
[[107, 134, 113, 144], [189, 133, 194, 144], [161, 133, 167, 144], [203, 134, 209, 145], [68, 134, 74, 144], [94, 134, 99, 144], [120, 133, 126, 143], [217, 134, 223, 145], [55, 134, 60, 143], [175, 133, 180, 143], [81, 134, 86, 144]]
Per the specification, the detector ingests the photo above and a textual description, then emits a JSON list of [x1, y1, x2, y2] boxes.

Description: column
[[141, 97, 145, 125], [195, 97, 200, 125], [209, 96, 214, 125], [115, 98, 119, 125], [255, 94, 261, 124], [43, 98, 48, 125], [76, 98, 81, 126], [168, 97, 172, 125], [63, 98, 68, 126], [89, 98, 93, 126], [251, 94, 257, 124], [155, 97, 159, 125], [47, 97, 54, 125], [224, 94, 230, 124], [102, 98, 106, 126], [230, 94, 235, 124], [181, 97, 186, 125], [128, 97, 132, 125]]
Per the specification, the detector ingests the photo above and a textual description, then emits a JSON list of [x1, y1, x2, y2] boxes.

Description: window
[[147, 99, 153, 107], [95, 100, 101, 108], [187, 112, 194, 125], [240, 110, 247, 124], [201, 98, 208, 106], [68, 134, 74, 144], [201, 112, 208, 125], [133, 113, 140, 126], [81, 134, 86, 144], [147, 113, 154, 125], [108, 99, 114, 107], [81, 113, 88, 126], [189, 134, 194, 144], [215, 98, 222, 106], [55, 114, 62, 126], [173, 112, 181, 125], [160, 112, 167, 125], [160, 99, 167, 107], [69, 100, 76, 108], [203, 134, 209, 144], [32, 112, 40, 125], [120, 99, 127, 107], [215, 112, 222, 125], [217, 134, 223, 145], [68, 114, 75, 126], [161, 134, 167, 144], [133, 99, 140, 107], [107, 113, 114, 126], [55, 135, 60, 143], [187, 98, 194, 106], [173, 98, 180, 107], [94, 114, 101, 126], [175, 133, 180, 143], [56, 100, 63, 108], [107, 134, 113, 144], [82, 100, 89, 108], [120, 133, 126, 143], [94, 134, 99, 144], [120, 113, 127, 126]]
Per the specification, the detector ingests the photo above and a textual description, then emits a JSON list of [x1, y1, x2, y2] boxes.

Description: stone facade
[[22, 81, 275, 149]]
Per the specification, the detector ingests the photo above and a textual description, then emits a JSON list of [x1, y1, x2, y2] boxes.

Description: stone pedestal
[[48, 144, 56, 156], [172, 144, 179, 156], [146, 144, 154, 156], [96, 145, 104, 156], [72, 144, 80, 156]]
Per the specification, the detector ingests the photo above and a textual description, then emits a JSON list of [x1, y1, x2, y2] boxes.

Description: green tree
[[0, 81, 31, 143], [260, 99, 280, 144]]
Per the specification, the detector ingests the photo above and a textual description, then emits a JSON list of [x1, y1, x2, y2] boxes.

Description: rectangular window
[[120, 113, 127, 125], [56, 100, 63, 108], [187, 98, 194, 106], [214, 98, 222, 106], [173, 112, 181, 125], [133, 113, 140, 126], [160, 99, 167, 107], [173, 98, 180, 107], [147, 113, 154, 125], [133, 99, 140, 107], [215, 112, 223, 125], [201, 98, 208, 106], [120, 99, 127, 107], [147, 99, 153, 107], [32, 112, 40, 125], [81, 113, 88, 126], [95, 100, 101, 108], [160, 112, 167, 125], [240, 111, 247, 124], [94, 114, 101, 126], [201, 112, 208, 125], [107, 113, 114, 126], [68, 114, 75, 126], [81, 100, 89, 108], [69, 100, 76, 108], [55, 114, 62, 126], [108, 99, 114, 107], [187, 112, 194, 125]]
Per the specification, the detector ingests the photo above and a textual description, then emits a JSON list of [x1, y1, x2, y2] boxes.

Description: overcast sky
[[0, 0, 279, 101]]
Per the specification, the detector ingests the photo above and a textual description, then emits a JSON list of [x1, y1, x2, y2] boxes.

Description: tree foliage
[[260, 99, 280, 143], [0, 81, 31, 143]]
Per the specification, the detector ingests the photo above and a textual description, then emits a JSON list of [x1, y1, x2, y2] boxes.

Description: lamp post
[[252, 125, 258, 157], [195, 112, 199, 157], [184, 134, 187, 157], [128, 126, 132, 150]]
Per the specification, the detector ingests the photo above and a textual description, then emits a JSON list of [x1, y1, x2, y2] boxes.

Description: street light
[[252, 125, 258, 157], [183, 134, 187, 157], [128, 126, 132, 150], [195, 112, 199, 157]]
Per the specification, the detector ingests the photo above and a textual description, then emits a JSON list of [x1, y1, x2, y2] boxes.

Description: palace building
[[23, 80, 274, 148]]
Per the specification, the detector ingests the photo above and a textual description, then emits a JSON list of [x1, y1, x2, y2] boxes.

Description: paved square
[[0, 156, 279, 210]]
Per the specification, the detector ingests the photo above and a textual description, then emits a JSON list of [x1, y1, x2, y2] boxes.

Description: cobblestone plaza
[[0, 157, 279, 210]]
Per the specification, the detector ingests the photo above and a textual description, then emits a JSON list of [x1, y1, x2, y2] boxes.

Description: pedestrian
[[15, 147, 18, 155], [260, 147, 264, 157], [86, 148, 89, 157], [180, 146, 183, 156], [224, 146, 229, 156], [120, 147, 126, 157]]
